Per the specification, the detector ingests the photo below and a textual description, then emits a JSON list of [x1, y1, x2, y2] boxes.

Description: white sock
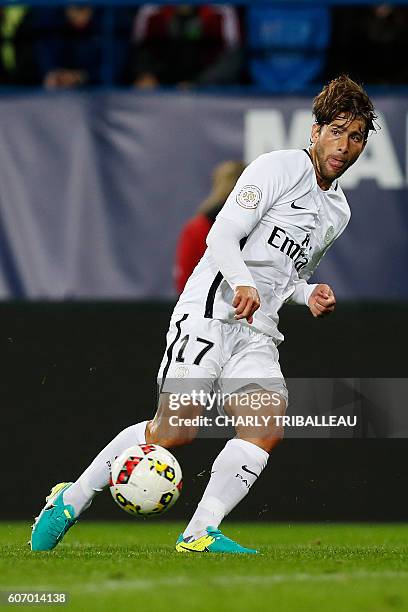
[[183, 438, 268, 540], [63, 421, 148, 516]]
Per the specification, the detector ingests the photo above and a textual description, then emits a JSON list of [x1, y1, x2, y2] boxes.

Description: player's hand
[[233, 286, 260, 324], [308, 284, 336, 318]]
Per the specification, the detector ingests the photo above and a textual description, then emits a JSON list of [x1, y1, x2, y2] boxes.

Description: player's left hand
[[308, 284, 336, 318]]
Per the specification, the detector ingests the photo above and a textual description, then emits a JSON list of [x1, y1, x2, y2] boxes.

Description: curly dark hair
[[313, 75, 377, 140]]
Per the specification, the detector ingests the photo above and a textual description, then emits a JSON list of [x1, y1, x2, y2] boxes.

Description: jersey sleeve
[[287, 278, 318, 306], [217, 150, 312, 235], [206, 217, 256, 290]]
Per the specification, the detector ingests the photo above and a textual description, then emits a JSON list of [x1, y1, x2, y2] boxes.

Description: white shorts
[[157, 313, 288, 403]]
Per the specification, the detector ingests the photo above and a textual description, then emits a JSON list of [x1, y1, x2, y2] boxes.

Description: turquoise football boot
[[176, 526, 258, 554], [30, 482, 77, 551]]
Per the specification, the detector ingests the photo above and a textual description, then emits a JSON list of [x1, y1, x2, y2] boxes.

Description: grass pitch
[[1, 522, 408, 611]]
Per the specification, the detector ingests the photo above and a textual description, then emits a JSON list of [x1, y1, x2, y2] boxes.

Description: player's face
[[310, 115, 366, 190]]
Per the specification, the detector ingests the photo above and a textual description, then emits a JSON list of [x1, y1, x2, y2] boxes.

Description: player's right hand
[[232, 286, 260, 324]]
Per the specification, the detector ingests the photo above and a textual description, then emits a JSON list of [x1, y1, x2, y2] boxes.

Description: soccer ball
[[109, 444, 182, 517]]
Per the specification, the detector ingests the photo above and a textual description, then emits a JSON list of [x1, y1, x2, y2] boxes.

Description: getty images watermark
[[167, 390, 357, 429]]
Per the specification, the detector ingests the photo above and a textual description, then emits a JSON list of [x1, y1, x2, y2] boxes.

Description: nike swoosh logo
[[241, 465, 259, 478], [291, 202, 307, 210], [178, 544, 209, 553]]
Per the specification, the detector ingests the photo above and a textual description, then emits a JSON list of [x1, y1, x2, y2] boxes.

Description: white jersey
[[173, 149, 351, 344]]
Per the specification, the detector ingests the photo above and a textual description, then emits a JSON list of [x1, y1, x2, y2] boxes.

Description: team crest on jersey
[[236, 185, 262, 209], [324, 226, 335, 244]]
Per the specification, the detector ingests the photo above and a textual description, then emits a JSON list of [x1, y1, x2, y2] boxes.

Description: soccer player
[[31, 75, 376, 554]]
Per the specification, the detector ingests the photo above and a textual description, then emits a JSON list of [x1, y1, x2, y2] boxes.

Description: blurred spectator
[[35, 5, 105, 89], [174, 160, 245, 293], [327, 4, 408, 85], [0, 6, 40, 85], [128, 5, 243, 89], [34, 6, 133, 89]]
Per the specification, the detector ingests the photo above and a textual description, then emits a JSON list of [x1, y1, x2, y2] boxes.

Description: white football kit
[[158, 149, 350, 400]]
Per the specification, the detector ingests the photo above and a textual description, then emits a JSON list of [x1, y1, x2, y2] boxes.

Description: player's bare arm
[[308, 283, 336, 318]]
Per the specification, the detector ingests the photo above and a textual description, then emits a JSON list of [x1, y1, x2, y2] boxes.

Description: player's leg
[[62, 313, 214, 518], [146, 391, 205, 448], [30, 420, 150, 551], [31, 313, 219, 551], [178, 390, 286, 553], [61, 387, 205, 520], [30, 389, 206, 552], [177, 326, 287, 554]]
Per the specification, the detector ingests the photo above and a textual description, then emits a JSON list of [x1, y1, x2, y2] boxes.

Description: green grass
[[1, 522, 408, 611]]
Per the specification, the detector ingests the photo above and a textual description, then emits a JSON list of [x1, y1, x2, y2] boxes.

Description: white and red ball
[[109, 444, 182, 517]]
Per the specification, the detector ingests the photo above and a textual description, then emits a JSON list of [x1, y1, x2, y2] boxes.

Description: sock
[[183, 438, 268, 540], [63, 420, 148, 516]]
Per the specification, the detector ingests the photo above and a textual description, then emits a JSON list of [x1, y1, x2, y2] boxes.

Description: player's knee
[[146, 420, 198, 448]]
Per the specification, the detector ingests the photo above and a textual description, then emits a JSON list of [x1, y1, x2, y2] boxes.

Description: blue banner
[[0, 90, 406, 300]]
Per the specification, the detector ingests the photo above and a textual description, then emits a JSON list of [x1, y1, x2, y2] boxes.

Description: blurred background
[[0, 0, 407, 522]]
